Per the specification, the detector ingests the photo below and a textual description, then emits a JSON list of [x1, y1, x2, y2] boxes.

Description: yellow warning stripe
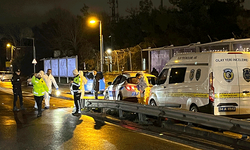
[[165, 93, 209, 98], [215, 93, 239, 99], [163, 92, 250, 99]]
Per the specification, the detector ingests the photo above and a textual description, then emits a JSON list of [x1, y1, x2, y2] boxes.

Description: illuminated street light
[[107, 48, 112, 54], [106, 48, 112, 72], [89, 18, 104, 72]]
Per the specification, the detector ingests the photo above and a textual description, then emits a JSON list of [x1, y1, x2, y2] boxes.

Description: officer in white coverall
[[34, 69, 58, 109]]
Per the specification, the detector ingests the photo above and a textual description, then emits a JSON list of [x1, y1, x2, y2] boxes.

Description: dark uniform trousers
[[34, 96, 44, 113], [74, 92, 81, 112], [13, 90, 23, 107]]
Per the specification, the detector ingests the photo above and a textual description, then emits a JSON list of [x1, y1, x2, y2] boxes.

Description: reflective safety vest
[[31, 76, 49, 96], [72, 75, 80, 93]]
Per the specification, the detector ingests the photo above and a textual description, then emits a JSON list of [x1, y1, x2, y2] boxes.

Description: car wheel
[[190, 105, 198, 112], [104, 92, 109, 100], [150, 100, 157, 106]]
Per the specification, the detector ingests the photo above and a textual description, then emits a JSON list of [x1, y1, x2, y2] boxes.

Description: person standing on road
[[137, 72, 147, 104], [79, 70, 88, 108], [92, 70, 101, 99], [151, 68, 159, 77], [11, 69, 24, 111], [34, 70, 48, 109], [32, 73, 49, 117], [70, 69, 81, 116], [44, 69, 59, 109]]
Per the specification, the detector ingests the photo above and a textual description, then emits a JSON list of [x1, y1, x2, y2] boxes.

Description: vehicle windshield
[[157, 69, 169, 85], [113, 75, 126, 85], [127, 77, 139, 84]]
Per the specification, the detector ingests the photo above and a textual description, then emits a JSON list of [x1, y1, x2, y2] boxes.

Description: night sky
[[0, 0, 250, 25]]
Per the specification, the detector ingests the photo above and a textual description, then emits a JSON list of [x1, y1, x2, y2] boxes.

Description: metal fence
[[85, 99, 250, 137]]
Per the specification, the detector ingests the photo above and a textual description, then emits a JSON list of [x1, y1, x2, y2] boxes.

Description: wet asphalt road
[[0, 82, 199, 150]]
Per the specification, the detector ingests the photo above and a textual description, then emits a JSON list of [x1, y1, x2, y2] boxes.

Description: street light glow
[[107, 48, 112, 54], [88, 17, 99, 26], [7, 43, 11, 47], [90, 20, 96, 24]]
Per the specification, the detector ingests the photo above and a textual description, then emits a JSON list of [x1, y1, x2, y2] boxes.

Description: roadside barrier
[[85, 99, 250, 138]]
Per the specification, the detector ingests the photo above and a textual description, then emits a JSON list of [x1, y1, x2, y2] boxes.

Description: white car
[[104, 71, 156, 104], [1, 71, 13, 82]]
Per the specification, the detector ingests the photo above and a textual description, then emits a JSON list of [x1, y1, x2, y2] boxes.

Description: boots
[[72, 111, 80, 116], [20, 105, 25, 110], [13, 106, 18, 111], [37, 112, 42, 117]]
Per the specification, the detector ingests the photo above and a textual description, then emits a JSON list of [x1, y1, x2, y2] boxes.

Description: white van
[[149, 51, 250, 116]]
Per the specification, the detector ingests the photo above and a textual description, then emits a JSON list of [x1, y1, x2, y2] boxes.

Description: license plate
[[218, 107, 236, 112]]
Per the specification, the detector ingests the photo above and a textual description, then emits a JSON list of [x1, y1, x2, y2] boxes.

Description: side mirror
[[108, 82, 112, 85]]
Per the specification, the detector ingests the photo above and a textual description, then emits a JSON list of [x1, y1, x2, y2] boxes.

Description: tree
[[40, 8, 83, 57]]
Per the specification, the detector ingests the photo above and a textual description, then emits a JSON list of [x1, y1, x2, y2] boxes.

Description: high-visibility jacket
[[71, 75, 80, 93], [31, 76, 49, 96]]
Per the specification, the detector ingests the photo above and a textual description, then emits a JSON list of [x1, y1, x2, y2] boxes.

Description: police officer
[[70, 69, 81, 116], [32, 73, 49, 117], [12, 69, 24, 111], [92, 70, 101, 99]]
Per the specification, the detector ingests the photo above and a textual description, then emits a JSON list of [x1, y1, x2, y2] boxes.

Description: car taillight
[[209, 72, 214, 102], [125, 85, 136, 91], [228, 52, 242, 54]]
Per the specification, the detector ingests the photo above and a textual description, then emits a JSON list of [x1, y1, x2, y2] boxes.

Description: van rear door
[[212, 53, 240, 115], [235, 52, 250, 115]]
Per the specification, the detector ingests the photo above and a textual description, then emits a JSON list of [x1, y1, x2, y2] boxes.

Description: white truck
[[149, 51, 250, 116]]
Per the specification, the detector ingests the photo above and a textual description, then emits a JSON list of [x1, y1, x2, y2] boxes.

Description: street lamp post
[[27, 37, 36, 73], [100, 21, 104, 72], [6, 43, 15, 72], [114, 50, 119, 72], [89, 19, 104, 72]]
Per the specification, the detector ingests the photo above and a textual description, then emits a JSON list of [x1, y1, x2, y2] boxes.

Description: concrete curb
[[162, 121, 250, 149]]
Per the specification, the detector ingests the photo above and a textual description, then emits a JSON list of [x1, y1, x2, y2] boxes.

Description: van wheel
[[190, 105, 198, 112], [150, 100, 157, 106]]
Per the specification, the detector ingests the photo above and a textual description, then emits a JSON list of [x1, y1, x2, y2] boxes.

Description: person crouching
[[71, 69, 81, 116], [31, 73, 49, 117]]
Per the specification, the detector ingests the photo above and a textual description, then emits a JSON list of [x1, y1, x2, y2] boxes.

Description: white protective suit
[[79, 71, 88, 99], [44, 72, 58, 107]]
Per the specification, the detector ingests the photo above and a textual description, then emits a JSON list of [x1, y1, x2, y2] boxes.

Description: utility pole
[[108, 0, 119, 23]]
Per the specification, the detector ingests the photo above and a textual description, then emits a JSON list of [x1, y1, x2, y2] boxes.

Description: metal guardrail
[[85, 99, 250, 137]]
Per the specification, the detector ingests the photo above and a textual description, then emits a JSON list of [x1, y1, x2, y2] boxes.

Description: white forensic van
[[149, 51, 250, 116]]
